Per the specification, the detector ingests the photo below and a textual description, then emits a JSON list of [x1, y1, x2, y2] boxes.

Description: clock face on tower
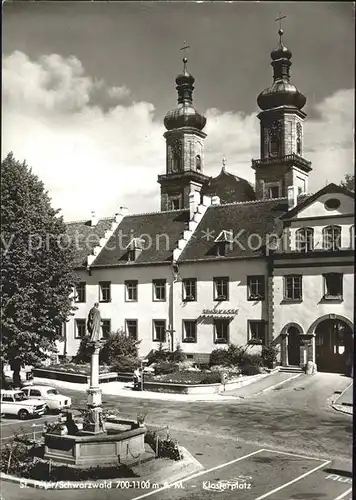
[[171, 139, 183, 172]]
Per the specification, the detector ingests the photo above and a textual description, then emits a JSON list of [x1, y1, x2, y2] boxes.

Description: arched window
[[296, 227, 314, 252], [323, 225, 341, 251], [296, 123, 302, 155], [269, 121, 282, 157], [196, 155, 201, 171], [171, 139, 182, 172]]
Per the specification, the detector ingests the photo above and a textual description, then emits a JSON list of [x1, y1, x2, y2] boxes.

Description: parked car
[[21, 385, 71, 413], [0, 389, 46, 420]]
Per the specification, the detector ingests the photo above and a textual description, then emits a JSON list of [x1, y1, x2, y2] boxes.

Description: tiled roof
[[66, 217, 115, 268], [201, 168, 256, 204], [92, 210, 190, 267], [178, 198, 289, 262]]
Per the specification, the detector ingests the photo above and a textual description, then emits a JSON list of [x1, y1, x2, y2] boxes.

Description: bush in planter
[[145, 430, 182, 461], [241, 353, 263, 367], [200, 372, 223, 384], [227, 344, 247, 366], [170, 344, 187, 363], [209, 348, 230, 367], [176, 360, 199, 372], [100, 329, 141, 365], [154, 361, 179, 375], [147, 343, 170, 365], [112, 355, 140, 373], [261, 345, 279, 369], [240, 364, 261, 376]]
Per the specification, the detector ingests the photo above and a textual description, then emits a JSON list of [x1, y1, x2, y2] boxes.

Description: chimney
[[115, 206, 128, 222], [287, 186, 298, 210], [189, 191, 201, 219], [211, 195, 220, 206], [90, 210, 98, 227]]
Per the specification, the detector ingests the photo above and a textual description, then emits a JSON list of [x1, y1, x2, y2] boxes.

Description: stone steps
[[279, 365, 304, 373]]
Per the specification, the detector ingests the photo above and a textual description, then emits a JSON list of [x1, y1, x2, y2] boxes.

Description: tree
[[1, 153, 78, 386], [340, 174, 355, 192]]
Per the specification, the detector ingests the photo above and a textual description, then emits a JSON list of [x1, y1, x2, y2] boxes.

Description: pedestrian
[[133, 367, 142, 390]]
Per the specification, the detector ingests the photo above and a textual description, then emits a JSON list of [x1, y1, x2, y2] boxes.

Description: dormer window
[[127, 249, 135, 262], [214, 230, 233, 256], [125, 237, 145, 262]]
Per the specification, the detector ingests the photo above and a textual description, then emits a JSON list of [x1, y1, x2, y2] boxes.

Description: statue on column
[[87, 302, 102, 342]]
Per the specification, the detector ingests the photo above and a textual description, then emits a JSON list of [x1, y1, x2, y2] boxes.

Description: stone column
[[307, 334, 315, 363], [281, 333, 288, 366], [84, 343, 104, 434]]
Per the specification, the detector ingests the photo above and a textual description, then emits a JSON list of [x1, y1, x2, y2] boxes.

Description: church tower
[[252, 27, 312, 200], [158, 55, 210, 211]]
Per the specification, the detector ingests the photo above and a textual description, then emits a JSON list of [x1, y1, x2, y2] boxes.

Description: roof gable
[[282, 183, 354, 220], [66, 217, 115, 268]]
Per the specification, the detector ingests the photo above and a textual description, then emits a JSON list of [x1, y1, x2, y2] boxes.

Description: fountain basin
[[44, 427, 146, 468]]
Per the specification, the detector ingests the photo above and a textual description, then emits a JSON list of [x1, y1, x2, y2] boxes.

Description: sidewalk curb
[[35, 376, 284, 403], [231, 372, 303, 399], [0, 446, 204, 490], [259, 373, 303, 394], [331, 404, 353, 416], [333, 381, 353, 405]]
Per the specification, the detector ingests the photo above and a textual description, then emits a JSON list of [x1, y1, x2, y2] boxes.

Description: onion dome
[[201, 157, 256, 203], [257, 29, 306, 111], [164, 57, 206, 131]]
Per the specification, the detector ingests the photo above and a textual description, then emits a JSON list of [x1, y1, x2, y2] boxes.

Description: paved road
[[1, 372, 352, 500]]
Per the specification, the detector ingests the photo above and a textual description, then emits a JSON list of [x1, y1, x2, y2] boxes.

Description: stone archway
[[308, 315, 354, 374], [280, 323, 304, 366]]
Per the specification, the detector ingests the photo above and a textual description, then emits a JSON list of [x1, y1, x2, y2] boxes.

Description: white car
[[0, 389, 46, 420], [21, 385, 71, 413]]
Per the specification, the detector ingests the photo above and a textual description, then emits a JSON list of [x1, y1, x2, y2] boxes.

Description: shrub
[[261, 345, 279, 369], [112, 355, 140, 373], [154, 362, 178, 375], [74, 336, 95, 364], [241, 364, 261, 376], [241, 353, 263, 367], [209, 348, 230, 367], [145, 430, 183, 461], [176, 360, 199, 372], [147, 344, 170, 365], [100, 329, 141, 365], [200, 372, 223, 384], [170, 344, 187, 363], [227, 344, 247, 366]]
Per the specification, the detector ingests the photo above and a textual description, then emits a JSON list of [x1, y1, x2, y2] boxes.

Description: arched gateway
[[312, 317, 353, 374], [280, 316, 354, 375]]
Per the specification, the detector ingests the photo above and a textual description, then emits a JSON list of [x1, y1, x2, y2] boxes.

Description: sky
[[2, 1, 354, 221]]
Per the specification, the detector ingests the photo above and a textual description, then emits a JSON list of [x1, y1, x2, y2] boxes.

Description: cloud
[[2, 51, 354, 221]]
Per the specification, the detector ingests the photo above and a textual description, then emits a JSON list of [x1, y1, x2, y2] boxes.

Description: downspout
[[169, 263, 178, 351]]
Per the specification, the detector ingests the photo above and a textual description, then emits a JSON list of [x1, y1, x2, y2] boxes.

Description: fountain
[[44, 305, 146, 468]]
